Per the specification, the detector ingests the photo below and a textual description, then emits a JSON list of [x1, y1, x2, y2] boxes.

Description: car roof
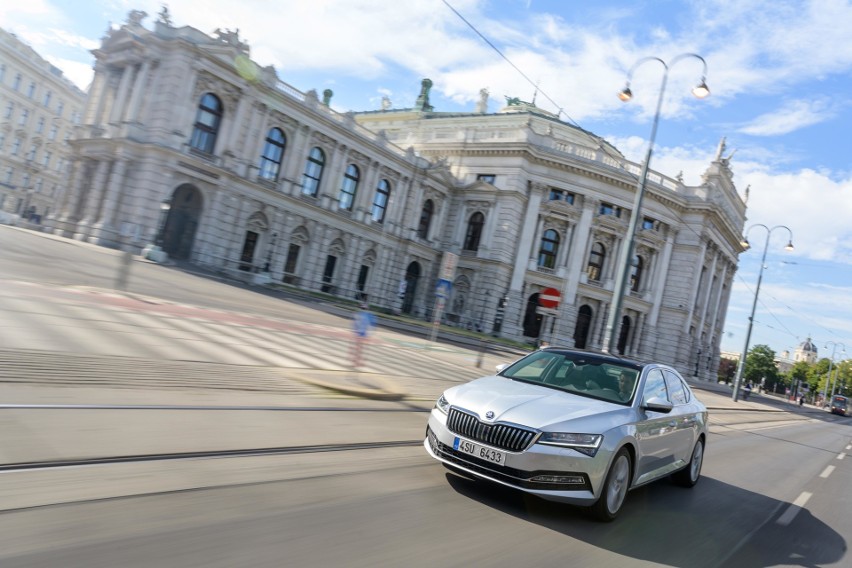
[[538, 347, 645, 370]]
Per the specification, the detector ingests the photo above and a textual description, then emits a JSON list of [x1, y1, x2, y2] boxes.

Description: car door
[[635, 367, 680, 483], [662, 369, 700, 467]]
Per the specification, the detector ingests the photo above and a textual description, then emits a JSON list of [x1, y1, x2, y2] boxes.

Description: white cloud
[[740, 99, 836, 136]]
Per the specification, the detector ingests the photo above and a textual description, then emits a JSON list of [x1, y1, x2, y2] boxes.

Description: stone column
[[109, 65, 134, 125], [90, 159, 129, 243], [124, 61, 150, 123], [74, 160, 110, 239]]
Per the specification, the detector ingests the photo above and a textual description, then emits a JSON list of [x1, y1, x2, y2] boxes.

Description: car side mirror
[[642, 397, 674, 413], [496, 363, 508, 374]]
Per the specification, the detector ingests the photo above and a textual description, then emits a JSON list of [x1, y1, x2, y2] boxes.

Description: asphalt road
[[2, 225, 851, 567]]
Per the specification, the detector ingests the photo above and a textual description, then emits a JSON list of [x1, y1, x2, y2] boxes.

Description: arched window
[[301, 147, 325, 197], [418, 199, 434, 239], [371, 179, 390, 223], [338, 164, 360, 210], [258, 128, 286, 181], [587, 242, 605, 282], [463, 211, 485, 252], [630, 255, 644, 292], [538, 229, 560, 269], [189, 93, 222, 154]]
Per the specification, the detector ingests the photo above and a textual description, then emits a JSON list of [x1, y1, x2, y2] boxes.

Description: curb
[[291, 371, 407, 402]]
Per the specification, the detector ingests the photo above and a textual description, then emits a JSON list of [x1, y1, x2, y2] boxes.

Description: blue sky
[[3, 0, 852, 361]]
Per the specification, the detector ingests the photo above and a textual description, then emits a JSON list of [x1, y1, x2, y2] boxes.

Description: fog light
[[530, 474, 586, 485]]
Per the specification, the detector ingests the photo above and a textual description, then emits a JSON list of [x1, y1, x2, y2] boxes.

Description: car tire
[[590, 448, 631, 522], [672, 437, 704, 488]]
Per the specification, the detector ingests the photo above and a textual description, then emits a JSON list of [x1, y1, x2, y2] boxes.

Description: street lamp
[[603, 53, 710, 354], [731, 224, 795, 402], [824, 341, 846, 404]]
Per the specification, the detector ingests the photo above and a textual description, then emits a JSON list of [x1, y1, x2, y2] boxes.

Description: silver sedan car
[[424, 347, 708, 521]]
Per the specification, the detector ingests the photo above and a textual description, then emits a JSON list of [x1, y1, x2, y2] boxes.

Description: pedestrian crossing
[[0, 286, 507, 387]]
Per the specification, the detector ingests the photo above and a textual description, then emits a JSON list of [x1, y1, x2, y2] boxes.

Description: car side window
[[642, 368, 669, 405], [663, 370, 688, 405]]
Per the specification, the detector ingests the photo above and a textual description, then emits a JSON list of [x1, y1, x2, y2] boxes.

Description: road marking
[[846, 444, 851, 451], [838, 453, 847, 461], [820, 465, 835, 478], [776, 492, 812, 526]]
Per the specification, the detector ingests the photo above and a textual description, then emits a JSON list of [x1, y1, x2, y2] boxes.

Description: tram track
[[0, 439, 424, 473]]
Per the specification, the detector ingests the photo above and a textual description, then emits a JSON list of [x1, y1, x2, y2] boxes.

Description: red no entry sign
[[539, 287, 561, 309]]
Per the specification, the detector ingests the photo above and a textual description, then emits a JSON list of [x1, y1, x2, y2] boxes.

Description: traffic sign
[[539, 287, 561, 309], [435, 279, 452, 299]]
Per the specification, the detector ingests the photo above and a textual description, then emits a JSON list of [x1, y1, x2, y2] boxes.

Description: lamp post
[[824, 341, 846, 404], [603, 53, 710, 354], [731, 224, 794, 402]]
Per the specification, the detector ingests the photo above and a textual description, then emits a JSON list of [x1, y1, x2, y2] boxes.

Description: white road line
[[837, 453, 847, 461], [846, 444, 851, 451], [776, 492, 812, 526], [820, 465, 835, 478]]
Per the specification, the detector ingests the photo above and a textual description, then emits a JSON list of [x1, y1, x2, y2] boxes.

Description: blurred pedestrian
[[351, 301, 376, 370]]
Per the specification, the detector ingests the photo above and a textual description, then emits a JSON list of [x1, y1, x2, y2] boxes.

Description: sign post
[[429, 253, 458, 345], [537, 287, 561, 346]]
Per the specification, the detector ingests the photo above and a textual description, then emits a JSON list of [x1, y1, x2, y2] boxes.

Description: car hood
[[445, 375, 631, 431]]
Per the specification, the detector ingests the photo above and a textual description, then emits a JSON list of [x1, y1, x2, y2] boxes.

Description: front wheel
[[589, 448, 631, 522], [672, 438, 704, 488]]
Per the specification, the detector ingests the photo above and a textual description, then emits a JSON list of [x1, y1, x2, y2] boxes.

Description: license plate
[[453, 437, 506, 465]]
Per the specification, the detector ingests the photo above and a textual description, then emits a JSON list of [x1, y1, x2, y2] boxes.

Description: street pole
[[821, 342, 844, 406], [731, 225, 794, 402], [603, 53, 709, 353]]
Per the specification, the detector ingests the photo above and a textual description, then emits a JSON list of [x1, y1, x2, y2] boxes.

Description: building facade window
[[283, 243, 300, 283], [338, 164, 360, 211], [26, 82, 35, 98], [43, 90, 51, 107], [189, 93, 222, 154], [0, 64, 5, 84], [371, 179, 390, 223], [538, 228, 560, 269], [418, 199, 434, 239], [56, 100, 64, 117], [42, 151, 52, 168], [10, 137, 21, 156], [477, 174, 496, 184], [4, 102, 13, 119], [599, 202, 621, 217], [630, 255, 644, 292], [549, 188, 575, 204], [301, 147, 325, 197], [258, 127, 286, 181], [12, 73, 21, 91], [463, 211, 485, 252], [587, 242, 605, 282], [48, 125, 58, 140], [36, 116, 44, 133], [18, 108, 28, 127], [642, 217, 656, 230]]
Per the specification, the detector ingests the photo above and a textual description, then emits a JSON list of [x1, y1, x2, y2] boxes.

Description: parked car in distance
[[830, 395, 848, 416], [424, 347, 708, 521]]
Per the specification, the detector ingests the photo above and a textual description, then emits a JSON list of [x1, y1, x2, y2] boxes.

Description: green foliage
[[744, 344, 779, 386]]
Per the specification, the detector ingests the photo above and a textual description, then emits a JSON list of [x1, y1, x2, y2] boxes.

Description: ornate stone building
[[0, 28, 86, 223], [52, 10, 746, 380]]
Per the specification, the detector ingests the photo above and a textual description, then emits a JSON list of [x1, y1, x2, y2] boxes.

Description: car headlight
[[538, 433, 603, 456], [435, 394, 450, 414]]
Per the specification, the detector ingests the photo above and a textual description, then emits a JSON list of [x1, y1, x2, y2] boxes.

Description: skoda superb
[[424, 348, 708, 521]]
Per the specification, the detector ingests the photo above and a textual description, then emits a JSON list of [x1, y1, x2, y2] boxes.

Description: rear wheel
[[672, 438, 704, 488], [590, 448, 631, 522]]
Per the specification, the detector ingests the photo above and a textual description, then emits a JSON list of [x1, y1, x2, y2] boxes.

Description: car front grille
[[427, 427, 591, 492], [447, 408, 537, 452]]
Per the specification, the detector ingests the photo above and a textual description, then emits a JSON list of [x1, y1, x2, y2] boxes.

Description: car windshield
[[499, 350, 641, 405]]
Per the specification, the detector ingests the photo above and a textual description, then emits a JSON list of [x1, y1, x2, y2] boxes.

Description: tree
[[744, 344, 779, 388], [788, 361, 810, 399], [718, 357, 737, 384]]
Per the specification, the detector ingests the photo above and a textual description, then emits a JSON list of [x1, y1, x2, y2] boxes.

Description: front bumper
[[425, 409, 611, 506]]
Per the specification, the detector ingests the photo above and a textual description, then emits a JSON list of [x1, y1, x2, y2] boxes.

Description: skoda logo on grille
[[485, 410, 495, 420]]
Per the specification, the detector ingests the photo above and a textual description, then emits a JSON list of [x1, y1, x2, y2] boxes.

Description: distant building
[[51, 9, 747, 381], [0, 28, 86, 224], [794, 337, 818, 364]]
